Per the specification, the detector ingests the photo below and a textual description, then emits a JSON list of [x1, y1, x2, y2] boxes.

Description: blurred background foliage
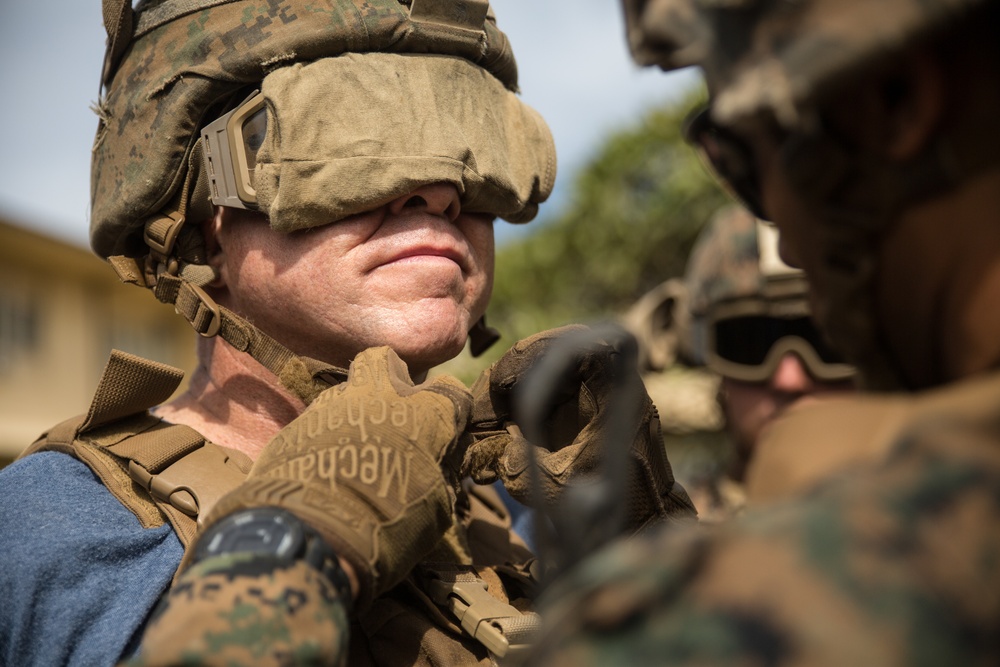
[[438, 88, 731, 383]]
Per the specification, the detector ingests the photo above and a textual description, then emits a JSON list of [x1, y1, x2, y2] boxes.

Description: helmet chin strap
[[107, 140, 348, 407], [108, 137, 496, 401], [778, 109, 1000, 391], [468, 316, 501, 357]]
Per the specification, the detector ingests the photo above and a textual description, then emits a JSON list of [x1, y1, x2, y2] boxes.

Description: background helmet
[[620, 0, 993, 389], [682, 206, 853, 383]]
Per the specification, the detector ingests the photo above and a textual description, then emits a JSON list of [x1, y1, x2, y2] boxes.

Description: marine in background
[[626, 205, 855, 520]]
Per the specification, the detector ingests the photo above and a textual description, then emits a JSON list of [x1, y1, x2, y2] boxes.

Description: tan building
[[0, 217, 197, 466]]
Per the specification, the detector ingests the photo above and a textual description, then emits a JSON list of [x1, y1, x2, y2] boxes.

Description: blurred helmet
[[620, 0, 994, 389], [621, 0, 988, 127], [682, 206, 853, 383]]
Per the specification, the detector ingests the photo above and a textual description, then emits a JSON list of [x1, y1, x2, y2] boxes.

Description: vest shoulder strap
[[21, 350, 250, 549]]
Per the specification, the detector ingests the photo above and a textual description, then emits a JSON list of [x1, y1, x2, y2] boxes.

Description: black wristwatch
[[192, 506, 353, 606]]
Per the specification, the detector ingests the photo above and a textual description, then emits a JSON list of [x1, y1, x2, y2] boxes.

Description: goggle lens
[[241, 106, 267, 172], [712, 315, 853, 382]]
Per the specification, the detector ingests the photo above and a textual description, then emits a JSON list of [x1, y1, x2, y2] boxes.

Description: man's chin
[[392, 340, 467, 378], [376, 322, 470, 375]]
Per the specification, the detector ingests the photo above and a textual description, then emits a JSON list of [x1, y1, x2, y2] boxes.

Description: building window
[[0, 290, 40, 373]]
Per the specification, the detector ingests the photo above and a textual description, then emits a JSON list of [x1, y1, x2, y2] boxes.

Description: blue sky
[[0, 0, 698, 249]]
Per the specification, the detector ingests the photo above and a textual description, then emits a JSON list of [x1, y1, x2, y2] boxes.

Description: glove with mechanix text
[[201, 346, 472, 610], [463, 326, 696, 533]]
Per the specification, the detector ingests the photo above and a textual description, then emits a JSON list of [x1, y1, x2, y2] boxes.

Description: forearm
[[123, 553, 350, 667]]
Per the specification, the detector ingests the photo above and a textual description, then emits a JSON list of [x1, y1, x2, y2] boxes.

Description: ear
[[878, 50, 946, 161], [201, 206, 228, 289], [827, 50, 945, 163]]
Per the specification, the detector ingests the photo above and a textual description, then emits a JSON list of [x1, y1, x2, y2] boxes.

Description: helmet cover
[[91, 0, 527, 258]]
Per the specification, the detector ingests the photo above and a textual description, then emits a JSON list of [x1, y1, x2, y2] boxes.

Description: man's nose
[[769, 353, 814, 394], [388, 183, 461, 222]]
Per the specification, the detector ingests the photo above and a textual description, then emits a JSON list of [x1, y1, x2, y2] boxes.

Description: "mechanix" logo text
[[268, 444, 414, 502]]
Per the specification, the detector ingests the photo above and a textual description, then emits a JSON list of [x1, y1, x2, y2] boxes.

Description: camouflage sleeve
[[122, 553, 350, 667], [527, 419, 1000, 665]]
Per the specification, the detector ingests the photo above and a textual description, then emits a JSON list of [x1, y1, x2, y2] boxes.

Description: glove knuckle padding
[[211, 346, 471, 608], [466, 326, 696, 528]]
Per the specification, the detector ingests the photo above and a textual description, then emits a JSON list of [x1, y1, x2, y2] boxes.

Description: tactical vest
[[21, 350, 540, 664]]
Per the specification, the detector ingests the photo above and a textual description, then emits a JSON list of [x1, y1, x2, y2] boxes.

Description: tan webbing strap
[[80, 350, 185, 433], [107, 256, 145, 286], [101, 0, 134, 87], [122, 428, 250, 523], [143, 138, 211, 265], [107, 423, 205, 472], [421, 564, 540, 659], [152, 273, 342, 404]]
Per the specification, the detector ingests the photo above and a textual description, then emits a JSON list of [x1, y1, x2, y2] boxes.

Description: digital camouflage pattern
[[528, 371, 1000, 665], [622, 0, 988, 126], [126, 554, 350, 666], [92, 0, 521, 257]]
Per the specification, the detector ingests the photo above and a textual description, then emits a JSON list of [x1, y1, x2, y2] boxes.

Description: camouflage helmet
[[91, 0, 552, 259], [682, 206, 802, 363], [91, 0, 549, 399], [620, 0, 993, 390], [621, 0, 990, 127], [682, 206, 853, 383]]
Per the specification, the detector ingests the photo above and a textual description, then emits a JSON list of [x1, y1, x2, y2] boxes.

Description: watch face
[[197, 507, 306, 561]]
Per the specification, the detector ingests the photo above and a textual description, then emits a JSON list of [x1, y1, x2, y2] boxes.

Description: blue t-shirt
[[0, 451, 184, 666]]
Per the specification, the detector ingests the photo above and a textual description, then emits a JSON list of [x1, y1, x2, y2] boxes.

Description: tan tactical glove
[[203, 346, 472, 610], [464, 326, 695, 533]]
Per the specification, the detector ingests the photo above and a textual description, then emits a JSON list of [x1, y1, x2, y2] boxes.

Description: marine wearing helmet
[[528, 0, 1000, 664], [2, 1, 560, 664]]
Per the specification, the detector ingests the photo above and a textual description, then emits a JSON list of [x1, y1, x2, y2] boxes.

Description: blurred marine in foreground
[[531, 0, 1000, 663]]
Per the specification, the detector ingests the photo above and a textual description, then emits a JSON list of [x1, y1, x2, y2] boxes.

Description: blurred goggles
[[683, 107, 767, 221], [202, 91, 267, 210], [707, 311, 855, 383]]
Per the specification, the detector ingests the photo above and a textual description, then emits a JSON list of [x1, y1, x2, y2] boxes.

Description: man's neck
[[153, 337, 307, 461]]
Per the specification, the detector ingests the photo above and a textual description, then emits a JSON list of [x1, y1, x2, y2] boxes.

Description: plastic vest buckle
[[425, 575, 535, 659], [128, 443, 247, 523]]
